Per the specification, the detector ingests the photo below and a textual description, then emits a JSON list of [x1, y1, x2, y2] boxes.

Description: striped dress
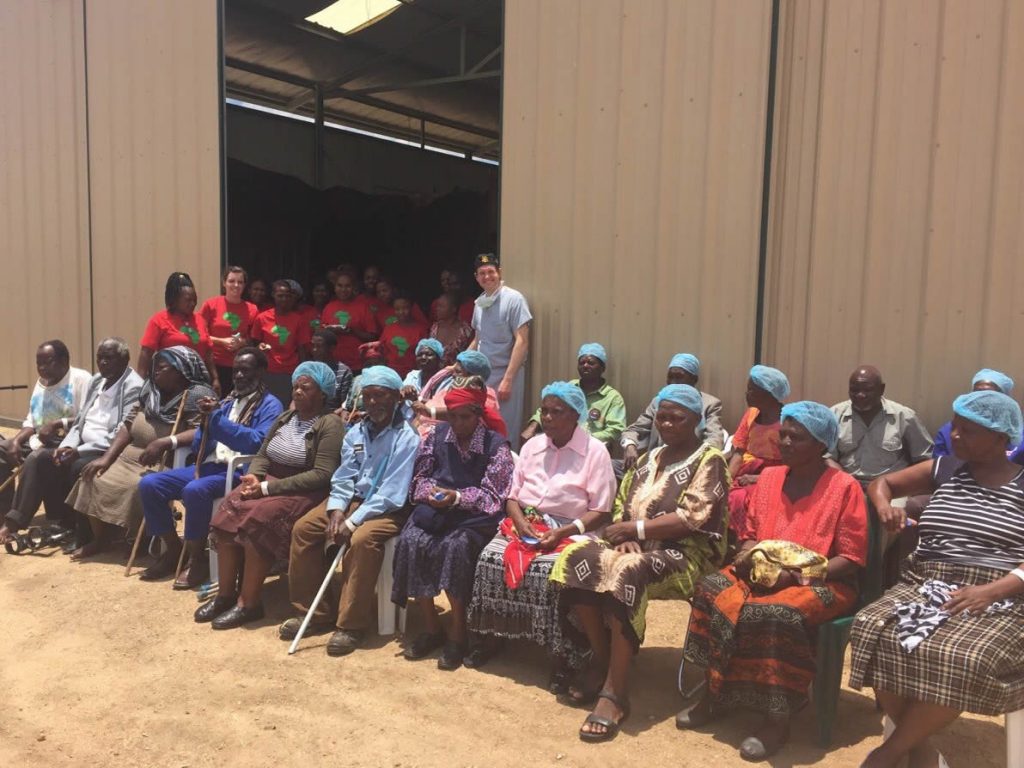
[[849, 457, 1024, 714]]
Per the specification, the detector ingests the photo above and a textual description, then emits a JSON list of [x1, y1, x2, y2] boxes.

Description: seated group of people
[[135, 264, 477, 412], [2, 327, 1022, 768]]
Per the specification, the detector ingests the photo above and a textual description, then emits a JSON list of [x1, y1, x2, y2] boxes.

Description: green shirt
[[530, 378, 627, 446]]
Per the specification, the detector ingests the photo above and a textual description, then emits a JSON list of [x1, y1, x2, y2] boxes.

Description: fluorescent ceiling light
[[306, 0, 403, 35]]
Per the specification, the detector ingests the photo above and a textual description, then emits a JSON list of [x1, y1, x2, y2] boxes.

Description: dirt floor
[[0, 451, 1008, 768]]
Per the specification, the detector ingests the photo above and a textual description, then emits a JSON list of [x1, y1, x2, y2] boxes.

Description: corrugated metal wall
[[501, 0, 774, 430], [0, 0, 222, 421], [85, 0, 222, 345], [763, 0, 1024, 431], [0, 0, 92, 418]]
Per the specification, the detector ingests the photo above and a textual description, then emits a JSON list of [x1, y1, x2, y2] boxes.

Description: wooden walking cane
[[173, 396, 222, 581], [125, 395, 188, 576], [0, 464, 24, 496]]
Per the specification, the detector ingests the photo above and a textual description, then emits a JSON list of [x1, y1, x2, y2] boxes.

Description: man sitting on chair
[[136, 347, 282, 588], [281, 365, 419, 657]]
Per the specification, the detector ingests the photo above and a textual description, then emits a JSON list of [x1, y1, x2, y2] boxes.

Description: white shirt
[[211, 393, 255, 465], [78, 383, 119, 447]]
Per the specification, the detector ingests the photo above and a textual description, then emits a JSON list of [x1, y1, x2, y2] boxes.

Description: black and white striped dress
[[849, 457, 1024, 714]]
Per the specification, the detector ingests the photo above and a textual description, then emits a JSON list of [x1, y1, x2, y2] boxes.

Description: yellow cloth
[[735, 539, 828, 588]]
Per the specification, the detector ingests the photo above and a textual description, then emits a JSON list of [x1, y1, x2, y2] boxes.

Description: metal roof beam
[[225, 58, 499, 141], [467, 44, 502, 75], [347, 69, 500, 96]]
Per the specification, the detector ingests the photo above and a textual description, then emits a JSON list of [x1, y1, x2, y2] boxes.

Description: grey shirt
[[830, 397, 933, 482], [471, 284, 532, 375], [620, 391, 725, 451]]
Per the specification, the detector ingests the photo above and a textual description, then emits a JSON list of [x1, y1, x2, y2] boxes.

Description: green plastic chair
[[812, 501, 883, 746]]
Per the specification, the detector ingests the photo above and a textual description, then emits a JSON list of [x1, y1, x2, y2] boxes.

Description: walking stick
[[174, 403, 218, 581], [0, 464, 23, 496], [126, 395, 188, 576], [288, 543, 347, 655]]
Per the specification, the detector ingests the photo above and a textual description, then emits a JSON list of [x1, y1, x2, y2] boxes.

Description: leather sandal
[[404, 631, 446, 660], [579, 690, 630, 743]]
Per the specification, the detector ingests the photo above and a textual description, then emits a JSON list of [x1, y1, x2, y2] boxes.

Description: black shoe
[[211, 603, 265, 630], [403, 631, 446, 660], [326, 629, 365, 656], [194, 595, 237, 623], [437, 641, 467, 671], [675, 697, 716, 730], [278, 618, 333, 641], [463, 638, 502, 669], [140, 552, 181, 581]]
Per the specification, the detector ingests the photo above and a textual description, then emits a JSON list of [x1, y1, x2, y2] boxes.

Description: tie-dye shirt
[[23, 366, 92, 433]]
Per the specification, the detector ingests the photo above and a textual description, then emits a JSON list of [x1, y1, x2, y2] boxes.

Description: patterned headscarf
[[142, 346, 215, 424]]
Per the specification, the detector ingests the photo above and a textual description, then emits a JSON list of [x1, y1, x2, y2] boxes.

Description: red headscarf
[[444, 386, 508, 437]]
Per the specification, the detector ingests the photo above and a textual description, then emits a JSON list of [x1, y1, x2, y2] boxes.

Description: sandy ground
[[0, 450, 1007, 768]]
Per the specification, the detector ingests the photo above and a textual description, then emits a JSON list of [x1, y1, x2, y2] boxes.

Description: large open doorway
[[222, 0, 503, 315]]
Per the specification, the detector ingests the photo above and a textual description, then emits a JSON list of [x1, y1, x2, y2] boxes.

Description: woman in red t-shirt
[[379, 294, 427, 378], [375, 277, 429, 328], [320, 272, 379, 372], [247, 277, 273, 312], [250, 280, 313, 407], [139, 272, 218, 391], [199, 265, 258, 393]]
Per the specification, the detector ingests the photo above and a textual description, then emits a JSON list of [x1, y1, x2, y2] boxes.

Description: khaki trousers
[[288, 500, 406, 632]]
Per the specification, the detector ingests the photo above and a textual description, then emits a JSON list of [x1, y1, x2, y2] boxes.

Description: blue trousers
[[138, 464, 239, 541]]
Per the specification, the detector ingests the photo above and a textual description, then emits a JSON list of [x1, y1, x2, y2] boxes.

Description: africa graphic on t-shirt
[[392, 336, 410, 356], [180, 325, 201, 345], [384, 316, 398, 326], [333, 310, 351, 327], [271, 324, 290, 345], [222, 311, 241, 331]]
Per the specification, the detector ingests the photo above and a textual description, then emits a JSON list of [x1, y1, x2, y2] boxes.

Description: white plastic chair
[[377, 536, 406, 636], [207, 453, 257, 581]]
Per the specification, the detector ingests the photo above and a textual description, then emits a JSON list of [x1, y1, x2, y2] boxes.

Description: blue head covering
[[972, 368, 1015, 396], [953, 391, 1023, 447], [456, 350, 491, 378], [668, 353, 700, 377], [359, 365, 404, 391], [415, 338, 444, 360], [577, 342, 608, 366], [292, 361, 337, 399], [541, 381, 588, 424], [749, 364, 791, 402], [655, 384, 705, 433], [781, 401, 839, 453]]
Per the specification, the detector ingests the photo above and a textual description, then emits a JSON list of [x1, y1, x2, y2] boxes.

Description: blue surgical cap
[[292, 361, 337, 399], [656, 384, 703, 417], [781, 401, 839, 453], [416, 338, 444, 360], [953, 390, 1023, 447], [541, 381, 588, 424], [750, 364, 791, 402], [577, 342, 608, 366], [668, 353, 700, 377], [655, 384, 705, 433], [972, 368, 1015, 396], [359, 365, 404, 392], [456, 350, 491, 378]]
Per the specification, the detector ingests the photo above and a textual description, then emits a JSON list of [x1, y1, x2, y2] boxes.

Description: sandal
[[548, 665, 573, 695], [579, 690, 630, 743], [403, 630, 446, 660], [560, 669, 605, 707]]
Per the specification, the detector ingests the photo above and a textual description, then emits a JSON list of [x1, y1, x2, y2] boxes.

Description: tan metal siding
[[764, 0, 1024, 431], [500, 0, 773, 431], [0, 0, 92, 417], [85, 0, 223, 351]]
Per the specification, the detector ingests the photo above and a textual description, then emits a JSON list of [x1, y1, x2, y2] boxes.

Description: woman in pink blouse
[[465, 381, 616, 692]]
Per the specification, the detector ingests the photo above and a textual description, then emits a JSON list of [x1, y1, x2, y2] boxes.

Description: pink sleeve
[[508, 442, 528, 500], [584, 439, 616, 513]]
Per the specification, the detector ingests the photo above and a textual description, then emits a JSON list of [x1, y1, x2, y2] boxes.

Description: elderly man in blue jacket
[[137, 347, 282, 588], [282, 365, 419, 657]]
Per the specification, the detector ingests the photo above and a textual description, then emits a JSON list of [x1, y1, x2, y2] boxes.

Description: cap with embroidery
[[474, 253, 500, 269]]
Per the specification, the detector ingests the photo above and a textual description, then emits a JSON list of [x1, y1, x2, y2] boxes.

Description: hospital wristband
[[1010, 568, 1024, 585], [454, 491, 462, 508], [345, 518, 359, 532], [429, 406, 437, 419], [169, 435, 178, 450], [636, 519, 646, 541], [572, 519, 586, 535], [260, 481, 270, 496]]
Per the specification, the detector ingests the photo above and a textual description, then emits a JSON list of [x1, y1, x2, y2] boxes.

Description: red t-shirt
[[429, 296, 475, 324], [376, 302, 429, 329], [249, 308, 311, 374], [379, 322, 427, 378], [199, 296, 258, 366], [320, 299, 379, 371], [140, 309, 211, 356], [299, 304, 321, 335]]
